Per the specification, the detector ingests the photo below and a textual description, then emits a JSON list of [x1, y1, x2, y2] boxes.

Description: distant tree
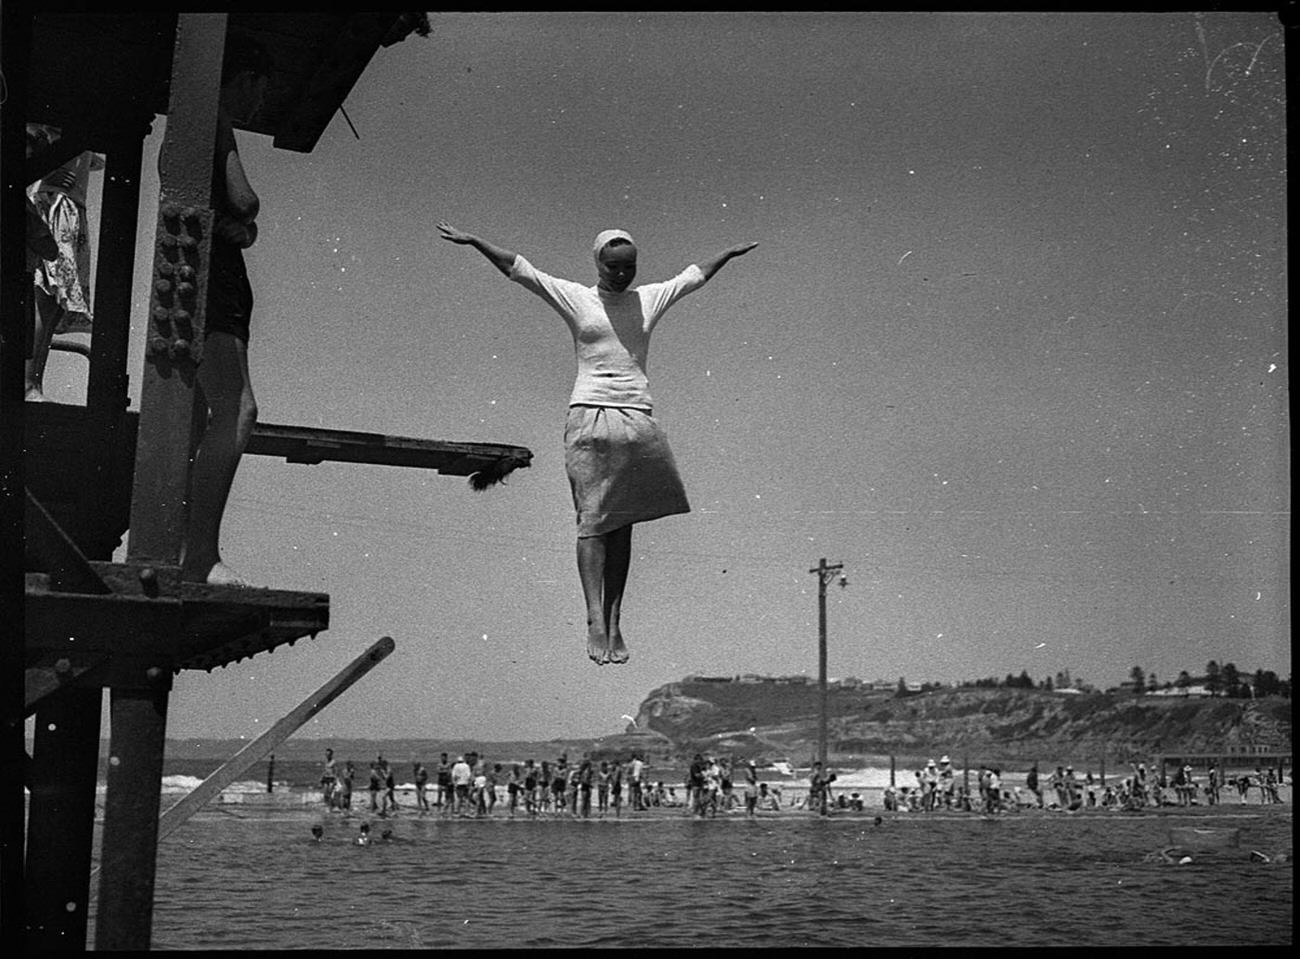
[[1176, 670, 1192, 694], [1147, 671, 1158, 692], [1254, 669, 1280, 697], [1017, 669, 1033, 689], [1222, 662, 1242, 697], [1205, 660, 1222, 696], [896, 676, 908, 696], [1129, 665, 1145, 693], [1043, 676, 1054, 691]]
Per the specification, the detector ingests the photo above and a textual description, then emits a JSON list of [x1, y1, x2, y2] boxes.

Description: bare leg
[[577, 535, 609, 663], [183, 331, 258, 585], [604, 525, 632, 663], [25, 289, 59, 401]]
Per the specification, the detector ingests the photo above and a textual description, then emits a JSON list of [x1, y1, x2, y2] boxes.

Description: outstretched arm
[[696, 241, 758, 282], [438, 220, 518, 276]]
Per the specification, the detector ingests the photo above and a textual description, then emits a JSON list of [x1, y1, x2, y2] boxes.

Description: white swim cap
[[593, 229, 635, 259]]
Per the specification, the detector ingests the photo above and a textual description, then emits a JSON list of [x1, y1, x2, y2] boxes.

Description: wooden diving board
[[246, 421, 533, 478], [23, 402, 533, 560]]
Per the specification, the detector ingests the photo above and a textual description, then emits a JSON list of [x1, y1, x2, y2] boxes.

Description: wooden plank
[[154, 636, 395, 839], [27, 403, 533, 478], [246, 421, 533, 475], [24, 490, 111, 594]]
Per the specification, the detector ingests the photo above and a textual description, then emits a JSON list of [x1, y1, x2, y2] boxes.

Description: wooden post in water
[[154, 637, 394, 844], [90, 636, 396, 885], [267, 755, 275, 794]]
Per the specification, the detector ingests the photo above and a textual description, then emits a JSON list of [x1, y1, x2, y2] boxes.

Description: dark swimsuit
[[207, 139, 253, 342]]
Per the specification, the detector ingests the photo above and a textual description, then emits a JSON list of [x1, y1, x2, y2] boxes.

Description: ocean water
[[87, 805, 1292, 949]]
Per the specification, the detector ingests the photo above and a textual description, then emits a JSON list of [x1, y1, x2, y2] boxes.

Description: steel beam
[[126, 12, 225, 568], [94, 675, 172, 951], [98, 13, 227, 950]]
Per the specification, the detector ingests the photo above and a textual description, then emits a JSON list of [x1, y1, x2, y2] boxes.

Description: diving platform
[[9, 10, 531, 951]]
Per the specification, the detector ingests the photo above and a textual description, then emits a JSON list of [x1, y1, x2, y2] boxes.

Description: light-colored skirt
[[31, 191, 93, 333], [564, 405, 690, 537]]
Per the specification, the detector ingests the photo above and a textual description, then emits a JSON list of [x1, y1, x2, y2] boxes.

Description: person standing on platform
[[181, 31, 272, 587], [438, 221, 756, 664], [26, 142, 102, 402]]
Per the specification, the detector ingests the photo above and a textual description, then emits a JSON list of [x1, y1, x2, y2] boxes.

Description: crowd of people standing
[[315, 749, 1289, 819], [315, 750, 799, 819]]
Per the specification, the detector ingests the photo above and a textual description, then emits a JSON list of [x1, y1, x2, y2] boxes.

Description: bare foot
[[587, 622, 609, 665], [608, 628, 629, 664]]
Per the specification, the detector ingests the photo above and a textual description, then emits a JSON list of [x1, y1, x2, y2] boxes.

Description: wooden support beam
[[25, 688, 104, 951], [80, 129, 149, 560], [24, 489, 110, 595], [95, 676, 172, 951], [155, 636, 394, 841]]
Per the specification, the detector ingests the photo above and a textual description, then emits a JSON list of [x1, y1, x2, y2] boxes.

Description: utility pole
[[809, 558, 846, 772]]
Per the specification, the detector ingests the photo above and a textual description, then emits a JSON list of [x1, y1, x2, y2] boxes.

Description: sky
[[40, 11, 1288, 742]]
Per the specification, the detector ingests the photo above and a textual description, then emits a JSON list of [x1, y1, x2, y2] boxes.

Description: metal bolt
[[162, 202, 181, 219], [150, 337, 169, 355], [170, 339, 191, 360], [154, 278, 172, 295], [177, 265, 195, 281], [171, 309, 190, 324], [160, 234, 177, 248], [152, 307, 170, 324], [176, 281, 195, 297], [139, 567, 157, 586], [157, 261, 174, 276]]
